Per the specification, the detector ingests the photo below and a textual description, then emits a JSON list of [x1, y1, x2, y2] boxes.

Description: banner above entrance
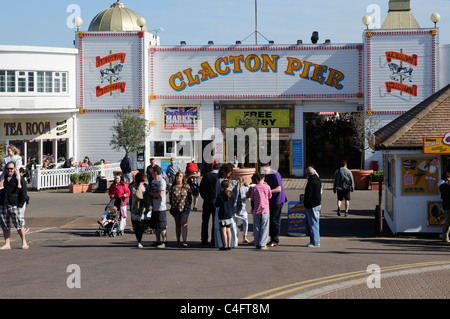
[[150, 45, 362, 101]]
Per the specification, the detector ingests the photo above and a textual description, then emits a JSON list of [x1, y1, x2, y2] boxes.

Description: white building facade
[[0, 0, 448, 178]]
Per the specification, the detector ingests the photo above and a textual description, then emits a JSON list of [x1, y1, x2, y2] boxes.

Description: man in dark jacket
[[120, 153, 132, 185], [303, 165, 321, 247], [199, 163, 219, 246], [0, 162, 28, 249], [439, 165, 450, 243]]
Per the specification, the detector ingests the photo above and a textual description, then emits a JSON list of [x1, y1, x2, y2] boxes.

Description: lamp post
[[73, 17, 83, 32], [362, 15, 372, 30], [430, 12, 440, 28], [137, 17, 146, 31]]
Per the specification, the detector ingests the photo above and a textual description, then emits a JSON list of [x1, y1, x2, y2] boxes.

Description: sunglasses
[[5, 167, 14, 170]]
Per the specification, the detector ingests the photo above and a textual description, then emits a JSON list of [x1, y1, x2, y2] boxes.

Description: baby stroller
[[95, 198, 124, 237]]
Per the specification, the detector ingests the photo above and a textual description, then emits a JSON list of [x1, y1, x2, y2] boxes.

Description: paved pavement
[[0, 178, 449, 305]]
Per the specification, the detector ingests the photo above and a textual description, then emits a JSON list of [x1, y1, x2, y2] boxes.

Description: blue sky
[[0, 0, 448, 48]]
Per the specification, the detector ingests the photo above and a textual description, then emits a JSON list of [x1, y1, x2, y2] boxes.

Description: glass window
[[45, 72, 52, 93], [154, 142, 165, 157], [18, 72, 26, 92], [28, 72, 35, 92], [62, 73, 67, 92], [0, 71, 5, 92], [7, 71, 15, 92], [37, 71, 44, 92]]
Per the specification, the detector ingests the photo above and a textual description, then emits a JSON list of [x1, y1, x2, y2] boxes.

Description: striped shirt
[[250, 183, 272, 215]]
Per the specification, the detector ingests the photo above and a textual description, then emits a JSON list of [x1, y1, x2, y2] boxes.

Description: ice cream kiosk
[[372, 84, 450, 235]]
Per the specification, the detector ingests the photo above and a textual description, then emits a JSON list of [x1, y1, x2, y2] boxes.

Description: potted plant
[[80, 172, 92, 193], [369, 171, 384, 191], [69, 173, 83, 193], [69, 173, 92, 193]]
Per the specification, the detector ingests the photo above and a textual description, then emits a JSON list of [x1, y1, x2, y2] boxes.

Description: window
[[0, 70, 68, 94], [0, 71, 5, 92], [18, 71, 26, 92], [28, 72, 34, 92], [7, 71, 15, 92], [37, 71, 44, 92]]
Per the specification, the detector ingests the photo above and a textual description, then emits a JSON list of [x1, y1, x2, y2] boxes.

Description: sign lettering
[[169, 54, 345, 92]]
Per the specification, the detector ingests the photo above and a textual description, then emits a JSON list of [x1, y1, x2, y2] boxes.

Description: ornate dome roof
[[88, 0, 148, 32]]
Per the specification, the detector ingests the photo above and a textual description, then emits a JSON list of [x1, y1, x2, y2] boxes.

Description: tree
[[232, 112, 260, 168], [349, 112, 381, 169], [110, 106, 150, 154]]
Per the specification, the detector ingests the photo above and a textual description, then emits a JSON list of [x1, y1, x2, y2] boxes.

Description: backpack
[[340, 168, 352, 191]]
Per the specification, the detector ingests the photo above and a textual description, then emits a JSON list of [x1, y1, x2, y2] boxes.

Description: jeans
[[253, 213, 270, 248], [122, 173, 132, 185], [306, 205, 321, 245], [269, 203, 284, 244]]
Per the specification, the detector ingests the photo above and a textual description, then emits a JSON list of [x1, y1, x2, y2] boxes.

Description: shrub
[[369, 171, 384, 182], [70, 173, 80, 185], [79, 173, 91, 184]]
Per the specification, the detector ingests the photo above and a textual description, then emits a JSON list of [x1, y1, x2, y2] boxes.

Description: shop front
[[0, 116, 74, 167], [149, 44, 363, 176]]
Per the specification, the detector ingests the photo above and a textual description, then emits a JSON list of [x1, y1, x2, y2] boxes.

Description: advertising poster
[[427, 201, 445, 226], [162, 104, 200, 133], [287, 197, 307, 237], [401, 158, 439, 195]]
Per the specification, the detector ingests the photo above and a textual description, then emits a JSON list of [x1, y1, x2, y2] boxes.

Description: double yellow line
[[244, 260, 450, 299]]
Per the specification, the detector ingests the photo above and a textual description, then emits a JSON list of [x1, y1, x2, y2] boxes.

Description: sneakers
[[259, 245, 269, 250], [156, 242, 166, 248], [306, 243, 320, 247]]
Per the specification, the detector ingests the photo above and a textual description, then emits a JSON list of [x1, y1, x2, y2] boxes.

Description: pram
[[95, 198, 124, 237]]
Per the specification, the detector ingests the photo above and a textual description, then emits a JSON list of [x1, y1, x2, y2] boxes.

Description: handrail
[[31, 163, 121, 190]]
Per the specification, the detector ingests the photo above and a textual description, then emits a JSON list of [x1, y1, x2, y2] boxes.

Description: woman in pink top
[[249, 173, 272, 249]]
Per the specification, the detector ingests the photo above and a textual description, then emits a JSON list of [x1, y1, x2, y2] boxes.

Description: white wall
[[0, 45, 77, 111], [440, 44, 450, 88]]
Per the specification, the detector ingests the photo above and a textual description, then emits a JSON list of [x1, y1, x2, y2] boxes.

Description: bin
[[370, 161, 379, 171]]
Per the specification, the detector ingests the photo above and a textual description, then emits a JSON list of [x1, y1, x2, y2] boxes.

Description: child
[[0, 145, 22, 189], [236, 177, 250, 244], [98, 206, 119, 227], [215, 179, 236, 250], [249, 173, 272, 249]]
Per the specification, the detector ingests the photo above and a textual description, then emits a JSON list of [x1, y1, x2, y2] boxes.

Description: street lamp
[[137, 17, 146, 31], [73, 17, 83, 32], [362, 15, 372, 30], [430, 12, 440, 28]]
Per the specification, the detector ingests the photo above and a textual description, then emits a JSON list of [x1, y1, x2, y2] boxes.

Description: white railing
[[31, 163, 121, 190]]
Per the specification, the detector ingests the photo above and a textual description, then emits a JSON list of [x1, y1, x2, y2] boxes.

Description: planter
[[69, 184, 83, 193], [82, 184, 92, 193], [231, 168, 256, 186], [370, 181, 384, 191], [350, 169, 373, 190], [69, 184, 92, 193]]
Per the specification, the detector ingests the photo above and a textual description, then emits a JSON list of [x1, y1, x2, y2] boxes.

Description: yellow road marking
[[244, 260, 450, 299]]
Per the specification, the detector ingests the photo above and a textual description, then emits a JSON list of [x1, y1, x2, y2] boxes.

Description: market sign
[[226, 109, 290, 128], [162, 104, 200, 133], [423, 132, 450, 154]]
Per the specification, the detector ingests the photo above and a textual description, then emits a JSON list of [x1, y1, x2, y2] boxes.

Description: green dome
[[88, 1, 148, 32]]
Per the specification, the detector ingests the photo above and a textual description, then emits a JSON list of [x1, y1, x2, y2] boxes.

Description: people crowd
[[3, 147, 450, 251]]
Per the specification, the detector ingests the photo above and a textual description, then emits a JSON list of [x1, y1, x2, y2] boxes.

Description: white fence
[[31, 163, 122, 191]]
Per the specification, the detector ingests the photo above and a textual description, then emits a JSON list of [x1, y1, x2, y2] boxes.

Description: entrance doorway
[[304, 112, 362, 176]]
